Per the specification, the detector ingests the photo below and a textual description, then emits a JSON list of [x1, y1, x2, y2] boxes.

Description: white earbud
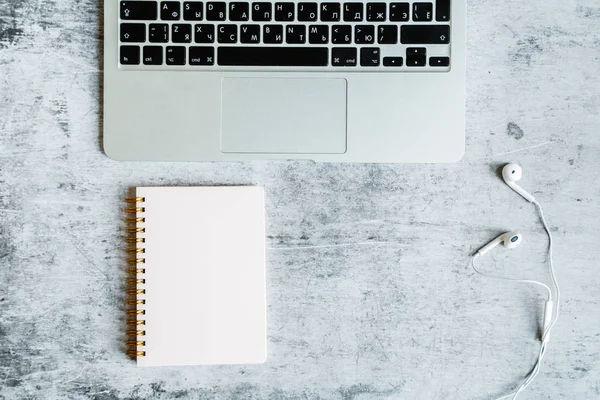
[[502, 163, 536, 203], [477, 231, 523, 256]]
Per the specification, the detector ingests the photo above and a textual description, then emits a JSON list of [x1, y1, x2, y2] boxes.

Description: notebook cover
[[128, 187, 267, 367]]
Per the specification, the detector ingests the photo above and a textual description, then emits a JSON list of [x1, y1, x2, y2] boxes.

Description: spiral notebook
[[124, 186, 267, 367]]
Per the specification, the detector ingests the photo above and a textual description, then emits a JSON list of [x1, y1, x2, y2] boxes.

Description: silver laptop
[[103, 1, 465, 162]]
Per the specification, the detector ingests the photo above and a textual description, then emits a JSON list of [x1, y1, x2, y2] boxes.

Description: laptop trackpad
[[221, 78, 347, 154]]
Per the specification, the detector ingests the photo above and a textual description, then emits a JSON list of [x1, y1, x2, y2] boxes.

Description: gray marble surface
[[1, 0, 599, 399]]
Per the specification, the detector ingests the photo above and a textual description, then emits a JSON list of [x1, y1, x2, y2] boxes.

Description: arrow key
[[430, 56, 450, 66], [383, 56, 403, 67], [121, 23, 146, 42], [407, 54, 426, 66], [406, 47, 426, 56]]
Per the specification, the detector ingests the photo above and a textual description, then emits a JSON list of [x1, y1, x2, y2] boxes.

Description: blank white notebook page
[[136, 186, 266, 367]]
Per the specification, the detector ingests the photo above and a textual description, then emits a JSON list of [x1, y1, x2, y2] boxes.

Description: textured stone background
[[1, 0, 599, 399]]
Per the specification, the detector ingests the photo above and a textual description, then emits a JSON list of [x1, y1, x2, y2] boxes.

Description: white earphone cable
[[534, 201, 560, 326], [480, 200, 559, 400], [494, 341, 547, 400], [470, 255, 552, 301], [502, 201, 559, 400]]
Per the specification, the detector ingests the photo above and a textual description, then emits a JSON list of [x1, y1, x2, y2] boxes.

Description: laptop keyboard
[[118, 1, 451, 70]]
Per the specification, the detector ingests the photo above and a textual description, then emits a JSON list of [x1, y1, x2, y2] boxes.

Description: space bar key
[[218, 47, 329, 66]]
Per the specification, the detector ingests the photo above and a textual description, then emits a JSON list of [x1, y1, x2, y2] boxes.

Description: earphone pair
[[472, 163, 560, 400], [476, 163, 535, 255]]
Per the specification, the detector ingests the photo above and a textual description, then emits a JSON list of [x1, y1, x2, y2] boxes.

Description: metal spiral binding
[[125, 196, 146, 358]]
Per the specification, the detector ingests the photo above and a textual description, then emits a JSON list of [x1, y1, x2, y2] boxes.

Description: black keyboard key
[[354, 25, 374, 44], [430, 56, 449, 66], [286, 25, 306, 43], [332, 25, 351, 44], [275, 3, 294, 21], [389, 3, 409, 21], [149, 23, 169, 42], [143, 46, 163, 64], [120, 45, 140, 64], [173, 24, 192, 42], [343, 3, 363, 22], [161, 1, 181, 20], [412, 2, 432, 21], [120, 23, 146, 42], [360, 47, 380, 66], [189, 46, 215, 65], [217, 47, 328, 66], [264, 25, 283, 43], [309, 25, 329, 44], [321, 3, 341, 21], [121, 1, 158, 20], [377, 25, 397, 44], [407, 55, 426, 66], [206, 2, 226, 20], [166, 46, 186, 65], [298, 3, 318, 21], [407, 47, 426, 56], [383, 56, 403, 66], [252, 2, 272, 20], [332, 47, 357, 66], [229, 2, 250, 20], [195, 24, 215, 42], [366, 3, 386, 21], [241, 24, 261, 43], [218, 24, 238, 43], [184, 2, 204, 20], [401, 25, 449, 44], [436, 0, 450, 21]]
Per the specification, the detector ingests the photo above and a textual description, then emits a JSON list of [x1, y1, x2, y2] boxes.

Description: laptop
[[103, 1, 465, 162]]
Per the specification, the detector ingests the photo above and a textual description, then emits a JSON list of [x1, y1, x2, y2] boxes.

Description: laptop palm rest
[[220, 78, 347, 154]]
